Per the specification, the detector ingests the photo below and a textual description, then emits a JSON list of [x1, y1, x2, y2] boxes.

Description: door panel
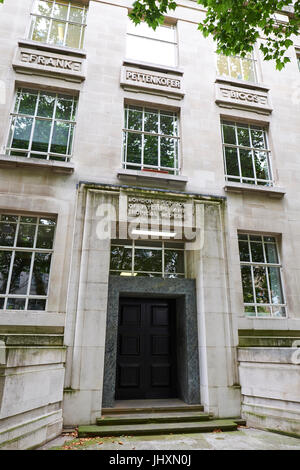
[[116, 298, 177, 400]]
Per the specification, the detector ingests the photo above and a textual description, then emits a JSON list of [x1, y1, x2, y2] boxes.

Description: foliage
[[129, 0, 300, 70]]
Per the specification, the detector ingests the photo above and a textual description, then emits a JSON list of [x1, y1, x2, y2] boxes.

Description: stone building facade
[[0, 0, 299, 449]]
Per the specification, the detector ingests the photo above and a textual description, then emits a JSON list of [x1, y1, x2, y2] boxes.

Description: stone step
[[96, 411, 211, 426], [102, 404, 204, 415], [78, 419, 239, 438]]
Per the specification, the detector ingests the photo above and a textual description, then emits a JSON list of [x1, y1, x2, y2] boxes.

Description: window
[[126, 20, 177, 67], [110, 241, 185, 278], [0, 214, 56, 311], [297, 55, 300, 71], [238, 234, 286, 318], [123, 105, 179, 175], [29, 0, 87, 49], [217, 53, 257, 82], [222, 121, 272, 186], [6, 89, 77, 162]]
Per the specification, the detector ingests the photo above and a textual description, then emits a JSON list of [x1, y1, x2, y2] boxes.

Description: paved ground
[[38, 428, 300, 450]]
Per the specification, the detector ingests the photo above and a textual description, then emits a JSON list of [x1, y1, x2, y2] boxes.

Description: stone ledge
[[123, 59, 183, 76], [224, 181, 286, 198], [0, 154, 74, 174], [117, 168, 188, 188], [216, 76, 270, 92], [18, 39, 87, 58]]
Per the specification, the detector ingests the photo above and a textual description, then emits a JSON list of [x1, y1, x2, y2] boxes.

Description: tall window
[[221, 121, 272, 186], [217, 53, 257, 82], [29, 0, 87, 49], [123, 105, 179, 175], [238, 234, 286, 318], [126, 20, 177, 67], [0, 214, 56, 311], [6, 89, 77, 162], [110, 241, 185, 278]]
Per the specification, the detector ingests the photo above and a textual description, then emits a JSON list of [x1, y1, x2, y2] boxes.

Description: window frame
[[122, 105, 180, 175], [29, 0, 87, 49], [238, 233, 287, 318], [221, 120, 273, 186], [0, 213, 57, 312], [6, 88, 78, 162], [110, 240, 186, 278], [126, 19, 178, 67]]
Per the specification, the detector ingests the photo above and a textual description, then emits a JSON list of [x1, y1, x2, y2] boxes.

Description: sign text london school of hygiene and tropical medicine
[[95, 196, 204, 249]]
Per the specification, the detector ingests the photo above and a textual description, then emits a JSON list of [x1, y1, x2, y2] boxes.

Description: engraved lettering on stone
[[128, 197, 186, 220], [220, 87, 267, 105], [20, 52, 81, 72], [126, 70, 181, 89]]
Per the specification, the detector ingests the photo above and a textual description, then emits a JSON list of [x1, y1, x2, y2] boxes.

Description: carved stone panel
[[215, 80, 272, 114]]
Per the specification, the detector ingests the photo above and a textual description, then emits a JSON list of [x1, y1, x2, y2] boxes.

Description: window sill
[[123, 59, 183, 76], [18, 39, 87, 58], [0, 154, 74, 174], [224, 181, 286, 199], [215, 76, 269, 92], [117, 169, 188, 188]]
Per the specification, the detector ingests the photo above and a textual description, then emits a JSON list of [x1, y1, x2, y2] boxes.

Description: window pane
[[66, 23, 81, 48], [144, 110, 158, 134], [110, 246, 132, 271], [127, 108, 143, 131], [217, 54, 229, 77], [222, 124, 236, 144], [49, 20, 66, 46], [250, 240, 264, 262], [254, 151, 269, 180], [30, 253, 51, 295], [37, 93, 55, 118], [0, 222, 17, 246], [50, 121, 70, 154], [144, 135, 158, 166], [242, 59, 256, 82], [9, 252, 32, 295], [36, 224, 55, 249], [6, 298, 26, 310], [229, 56, 242, 79], [240, 149, 254, 179], [268, 267, 284, 304], [265, 243, 278, 264], [126, 35, 176, 66], [237, 126, 251, 147], [241, 265, 254, 303], [126, 133, 142, 164], [11, 117, 33, 149], [134, 248, 162, 273], [239, 240, 250, 262], [31, 118, 52, 153], [31, 17, 50, 43], [251, 129, 266, 149], [253, 266, 269, 303], [165, 250, 184, 274], [52, 1, 68, 20], [33, 0, 53, 16], [0, 252, 12, 294], [17, 223, 36, 248], [224, 147, 239, 176], [257, 306, 271, 317], [69, 6, 84, 23], [18, 91, 38, 115], [28, 299, 47, 310], [56, 96, 73, 120], [160, 113, 176, 136], [161, 137, 176, 169]]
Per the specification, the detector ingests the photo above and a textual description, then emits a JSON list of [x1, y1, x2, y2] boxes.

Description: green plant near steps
[[129, 0, 300, 70]]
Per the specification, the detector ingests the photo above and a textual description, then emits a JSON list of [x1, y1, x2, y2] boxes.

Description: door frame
[[102, 276, 200, 408]]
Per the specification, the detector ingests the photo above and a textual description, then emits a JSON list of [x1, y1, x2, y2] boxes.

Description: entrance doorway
[[116, 297, 177, 400]]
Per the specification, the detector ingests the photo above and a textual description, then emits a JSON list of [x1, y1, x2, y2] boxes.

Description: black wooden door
[[116, 298, 177, 400]]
